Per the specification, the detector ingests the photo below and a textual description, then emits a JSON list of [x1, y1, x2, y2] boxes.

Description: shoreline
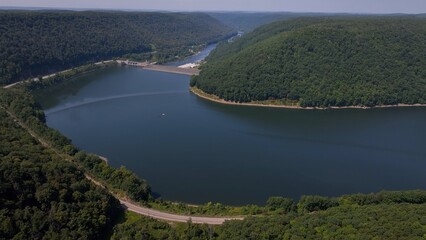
[[190, 87, 426, 110], [2, 60, 115, 89]]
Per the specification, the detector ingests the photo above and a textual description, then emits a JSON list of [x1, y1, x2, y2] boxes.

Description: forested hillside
[[1, 13, 426, 238], [1, 83, 426, 239], [0, 107, 122, 239], [111, 191, 426, 239], [208, 12, 312, 32], [0, 11, 234, 85], [192, 17, 426, 107]]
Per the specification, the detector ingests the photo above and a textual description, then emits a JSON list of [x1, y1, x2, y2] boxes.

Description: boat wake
[[45, 90, 186, 115]]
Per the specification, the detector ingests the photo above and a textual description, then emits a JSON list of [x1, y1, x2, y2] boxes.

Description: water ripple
[[45, 90, 186, 115]]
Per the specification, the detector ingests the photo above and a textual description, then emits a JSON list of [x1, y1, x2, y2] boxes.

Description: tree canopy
[[0, 106, 122, 239], [2, 73, 426, 239], [192, 17, 426, 107], [1, 12, 426, 239], [0, 11, 234, 85]]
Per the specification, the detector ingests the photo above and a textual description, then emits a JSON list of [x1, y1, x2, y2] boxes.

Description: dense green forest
[[112, 191, 426, 239], [208, 12, 426, 32], [0, 87, 152, 204], [208, 12, 337, 32], [0, 106, 122, 239], [192, 17, 426, 107], [0, 11, 234, 85], [1, 11, 426, 239], [1, 86, 426, 239]]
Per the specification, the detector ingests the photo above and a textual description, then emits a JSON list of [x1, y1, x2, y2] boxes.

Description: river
[[34, 45, 426, 205]]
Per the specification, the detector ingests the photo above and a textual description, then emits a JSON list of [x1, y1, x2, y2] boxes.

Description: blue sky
[[1, 0, 426, 14]]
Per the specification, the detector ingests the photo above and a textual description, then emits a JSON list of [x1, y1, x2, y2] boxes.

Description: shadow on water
[[151, 192, 162, 199], [33, 67, 122, 109], [193, 94, 426, 161], [35, 59, 426, 205]]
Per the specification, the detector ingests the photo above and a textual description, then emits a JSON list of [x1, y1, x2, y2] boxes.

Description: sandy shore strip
[[190, 87, 426, 110]]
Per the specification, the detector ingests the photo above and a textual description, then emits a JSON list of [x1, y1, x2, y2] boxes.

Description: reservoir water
[[35, 48, 426, 205]]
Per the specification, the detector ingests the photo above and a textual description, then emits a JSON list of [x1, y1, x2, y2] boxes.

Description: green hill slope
[[0, 107, 122, 239], [0, 11, 234, 85], [192, 17, 426, 108], [208, 12, 326, 32], [1, 68, 426, 239]]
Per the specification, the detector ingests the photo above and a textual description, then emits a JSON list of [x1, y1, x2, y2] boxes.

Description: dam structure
[[117, 60, 200, 76]]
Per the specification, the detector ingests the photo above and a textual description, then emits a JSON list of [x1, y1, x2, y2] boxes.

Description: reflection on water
[[34, 67, 426, 205], [196, 98, 426, 160]]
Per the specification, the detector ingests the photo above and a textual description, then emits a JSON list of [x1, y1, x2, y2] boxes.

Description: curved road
[[85, 175, 243, 225], [120, 200, 243, 225], [2, 96, 244, 225]]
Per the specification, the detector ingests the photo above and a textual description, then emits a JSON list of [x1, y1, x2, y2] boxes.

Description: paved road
[[2, 67, 245, 225], [88, 173, 244, 224], [120, 200, 243, 225], [2, 106, 243, 225]]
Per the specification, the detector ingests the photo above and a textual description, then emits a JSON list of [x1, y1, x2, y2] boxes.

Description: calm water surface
[[35, 59, 426, 206]]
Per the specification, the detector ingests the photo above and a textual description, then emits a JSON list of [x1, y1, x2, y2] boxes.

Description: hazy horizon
[[1, 0, 425, 14]]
